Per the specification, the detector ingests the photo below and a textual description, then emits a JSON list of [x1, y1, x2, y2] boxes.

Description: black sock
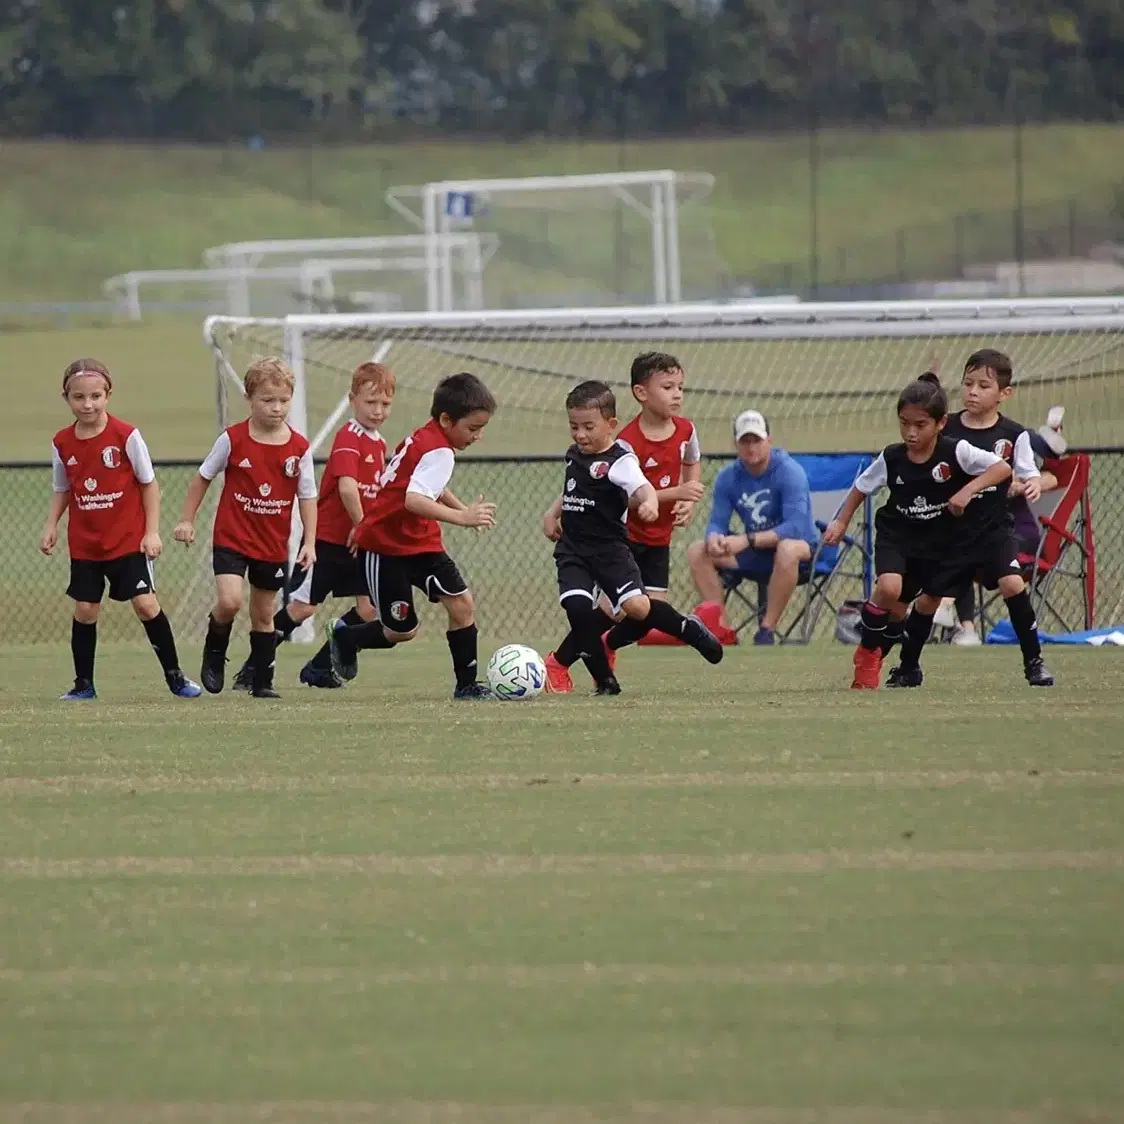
[[563, 603, 612, 683], [339, 608, 364, 627], [446, 623, 479, 690], [882, 619, 904, 656], [340, 620, 395, 654], [859, 602, 888, 652], [1004, 590, 1042, 664], [71, 619, 97, 683], [897, 609, 936, 671], [142, 611, 180, 675], [554, 631, 580, 666], [205, 614, 232, 657], [249, 629, 277, 691], [273, 607, 299, 640]]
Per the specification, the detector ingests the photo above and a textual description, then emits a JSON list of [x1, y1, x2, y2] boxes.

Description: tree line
[[2, 0, 1122, 139]]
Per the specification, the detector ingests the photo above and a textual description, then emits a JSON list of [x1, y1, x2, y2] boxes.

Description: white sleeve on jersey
[[608, 452, 649, 497], [683, 424, 701, 465], [51, 446, 70, 492], [955, 440, 1004, 476], [198, 431, 232, 480], [1012, 431, 1040, 479], [296, 448, 317, 500], [124, 429, 156, 485], [853, 452, 888, 494], [406, 447, 456, 500]]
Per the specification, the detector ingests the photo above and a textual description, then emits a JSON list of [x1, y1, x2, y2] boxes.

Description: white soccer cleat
[[932, 598, 958, 631], [950, 625, 982, 647]]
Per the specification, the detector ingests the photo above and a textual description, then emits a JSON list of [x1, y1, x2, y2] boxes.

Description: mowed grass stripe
[[2, 769, 1122, 794], [4, 851, 1123, 878], [3, 1105, 1120, 1124], [3, 962, 1124, 988]]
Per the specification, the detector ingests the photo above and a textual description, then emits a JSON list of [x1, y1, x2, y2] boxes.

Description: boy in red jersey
[[230, 361, 394, 691], [40, 359, 201, 701], [543, 352, 704, 692], [174, 358, 317, 698], [328, 372, 498, 699]]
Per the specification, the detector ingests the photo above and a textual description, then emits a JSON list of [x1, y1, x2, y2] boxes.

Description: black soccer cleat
[[683, 614, 724, 665], [200, 647, 227, 694], [1024, 658, 1055, 687], [593, 676, 622, 696], [251, 686, 282, 699], [300, 663, 344, 689], [886, 664, 923, 689], [231, 659, 253, 692], [453, 682, 495, 700], [328, 618, 359, 681]]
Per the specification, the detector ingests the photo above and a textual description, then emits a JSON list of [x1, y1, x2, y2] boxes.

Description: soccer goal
[[386, 170, 723, 311]]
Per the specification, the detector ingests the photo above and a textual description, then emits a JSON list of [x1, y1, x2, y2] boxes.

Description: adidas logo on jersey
[[365, 454, 375, 463], [66, 455, 78, 466], [238, 458, 252, 468], [644, 457, 658, 468]]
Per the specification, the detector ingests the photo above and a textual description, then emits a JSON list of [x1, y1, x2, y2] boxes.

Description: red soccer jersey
[[354, 418, 456, 555], [617, 414, 701, 546], [201, 419, 316, 563], [316, 420, 386, 546], [52, 415, 154, 561]]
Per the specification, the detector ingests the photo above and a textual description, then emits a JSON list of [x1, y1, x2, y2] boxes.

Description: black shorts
[[67, 553, 154, 603], [288, 540, 364, 606], [874, 534, 944, 604], [212, 546, 288, 592], [556, 541, 645, 615], [358, 550, 468, 634], [629, 542, 671, 592], [946, 530, 1039, 599], [925, 530, 1028, 597]]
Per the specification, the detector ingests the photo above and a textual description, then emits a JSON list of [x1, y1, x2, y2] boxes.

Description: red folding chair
[[981, 454, 1095, 634]]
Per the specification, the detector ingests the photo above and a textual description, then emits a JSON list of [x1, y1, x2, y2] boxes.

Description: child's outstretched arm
[[404, 491, 495, 528], [173, 475, 211, 545], [822, 487, 866, 545], [543, 496, 563, 541]]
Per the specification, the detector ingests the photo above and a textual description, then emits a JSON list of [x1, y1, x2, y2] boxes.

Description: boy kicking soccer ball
[[328, 372, 498, 700], [41, 359, 200, 700], [542, 380, 722, 696], [230, 361, 394, 690], [174, 357, 317, 699]]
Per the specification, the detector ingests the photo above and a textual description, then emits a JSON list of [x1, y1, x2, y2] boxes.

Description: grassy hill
[[1, 124, 1122, 303]]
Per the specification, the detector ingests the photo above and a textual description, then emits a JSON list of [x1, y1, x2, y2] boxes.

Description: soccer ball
[[485, 644, 546, 700]]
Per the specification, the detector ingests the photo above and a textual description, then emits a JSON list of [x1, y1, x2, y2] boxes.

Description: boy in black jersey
[[824, 373, 1051, 689], [542, 380, 722, 695]]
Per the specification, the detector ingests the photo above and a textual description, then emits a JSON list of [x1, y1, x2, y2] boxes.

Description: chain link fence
[[3, 451, 1121, 646]]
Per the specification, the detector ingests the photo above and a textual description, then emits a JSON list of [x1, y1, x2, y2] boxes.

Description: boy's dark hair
[[897, 371, 948, 421], [963, 348, 1014, 389], [566, 380, 617, 419], [431, 372, 496, 422], [630, 351, 682, 387]]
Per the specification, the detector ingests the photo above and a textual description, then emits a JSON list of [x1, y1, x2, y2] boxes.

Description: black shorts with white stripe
[[67, 552, 155, 603], [288, 540, 365, 606], [358, 549, 468, 634], [555, 542, 646, 616]]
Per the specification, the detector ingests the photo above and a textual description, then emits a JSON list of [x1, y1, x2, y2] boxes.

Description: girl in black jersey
[[824, 373, 1031, 689]]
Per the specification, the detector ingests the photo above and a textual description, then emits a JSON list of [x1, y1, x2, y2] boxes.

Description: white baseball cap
[[733, 409, 769, 441]]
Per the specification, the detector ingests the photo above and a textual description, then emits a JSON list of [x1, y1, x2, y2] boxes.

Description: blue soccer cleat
[[60, 679, 96, 701], [166, 670, 203, 698]]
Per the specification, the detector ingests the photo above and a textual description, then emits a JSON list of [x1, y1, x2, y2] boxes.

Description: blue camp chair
[[722, 452, 874, 643]]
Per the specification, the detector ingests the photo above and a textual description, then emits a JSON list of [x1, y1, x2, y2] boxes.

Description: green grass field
[[2, 641, 1123, 1121], [2, 125, 1123, 303]]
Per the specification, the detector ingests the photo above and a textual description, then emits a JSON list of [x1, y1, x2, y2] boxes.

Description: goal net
[[386, 170, 724, 310], [198, 299, 1124, 640]]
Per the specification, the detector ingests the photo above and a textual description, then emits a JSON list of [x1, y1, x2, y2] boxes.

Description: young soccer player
[[327, 372, 498, 700], [173, 357, 317, 699], [41, 359, 201, 700], [230, 361, 394, 690], [542, 380, 722, 696], [823, 372, 1051, 690]]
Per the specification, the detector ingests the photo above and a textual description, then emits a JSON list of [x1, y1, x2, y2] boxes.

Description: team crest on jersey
[[84, 478, 98, 492], [389, 600, 409, 621], [283, 455, 300, 478], [101, 446, 121, 469], [259, 483, 272, 498], [589, 461, 609, 479], [659, 474, 672, 488], [566, 477, 576, 492], [931, 462, 952, 482], [993, 439, 1013, 460]]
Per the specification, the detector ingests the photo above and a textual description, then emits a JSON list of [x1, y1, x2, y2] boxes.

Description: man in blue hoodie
[[687, 409, 817, 645]]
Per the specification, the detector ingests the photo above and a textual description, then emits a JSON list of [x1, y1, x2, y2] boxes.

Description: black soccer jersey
[[943, 411, 1039, 527], [556, 441, 649, 552], [855, 435, 1004, 558]]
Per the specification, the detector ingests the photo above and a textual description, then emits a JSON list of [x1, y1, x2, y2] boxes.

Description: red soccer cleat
[[544, 651, 573, 694], [601, 631, 618, 674], [851, 644, 883, 690], [694, 600, 739, 646]]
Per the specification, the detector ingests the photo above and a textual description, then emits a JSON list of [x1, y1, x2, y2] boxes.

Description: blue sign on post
[[444, 191, 476, 223]]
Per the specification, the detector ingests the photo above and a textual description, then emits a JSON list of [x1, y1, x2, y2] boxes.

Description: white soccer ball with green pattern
[[485, 644, 546, 700]]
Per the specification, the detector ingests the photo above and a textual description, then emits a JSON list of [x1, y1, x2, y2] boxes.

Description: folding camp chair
[[721, 453, 874, 643], [978, 453, 1095, 634]]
